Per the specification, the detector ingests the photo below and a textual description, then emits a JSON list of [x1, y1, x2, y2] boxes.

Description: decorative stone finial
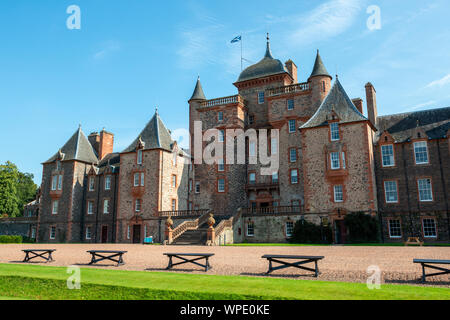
[[166, 216, 173, 228], [207, 213, 215, 227]]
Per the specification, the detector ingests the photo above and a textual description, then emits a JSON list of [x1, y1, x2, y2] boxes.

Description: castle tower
[[308, 50, 332, 108]]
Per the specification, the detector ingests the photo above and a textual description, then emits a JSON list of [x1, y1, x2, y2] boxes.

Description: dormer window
[[89, 177, 95, 191], [330, 123, 340, 141], [137, 149, 143, 165], [56, 161, 61, 171]]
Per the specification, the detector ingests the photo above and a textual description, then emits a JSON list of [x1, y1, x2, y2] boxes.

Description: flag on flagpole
[[231, 35, 242, 43]]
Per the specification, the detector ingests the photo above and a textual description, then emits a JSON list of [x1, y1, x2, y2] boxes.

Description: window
[[258, 92, 265, 104], [50, 226, 56, 240], [272, 172, 279, 183], [127, 226, 130, 240], [330, 123, 340, 141], [218, 159, 225, 172], [342, 152, 346, 169], [87, 201, 94, 215], [292, 200, 300, 207], [218, 179, 225, 193], [134, 173, 140, 187], [173, 151, 177, 166], [287, 99, 294, 110], [422, 219, 437, 238], [286, 221, 294, 238], [334, 185, 343, 202], [52, 200, 59, 214], [418, 179, 433, 202], [31, 227, 36, 239], [89, 177, 95, 191], [381, 145, 395, 167], [218, 130, 225, 143], [56, 160, 61, 171], [103, 199, 109, 214], [290, 169, 298, 184], [389, 220, 402, 238], [51, 175, 57, 191], [57, 175, 63, 190], [218, 111, 224, 121], [249, 115, 255, 125], [322, 81, 326, 92], [384, 181, 398, 203], [86, 227, 92, 240], [246, 222, 254, 236], [189, 179, 193, 192], [271, 138, 278, 155], [135, 199, 141, 212], [289, 148, 297, 162], [249, 141, 256, 157], [414, 141, 429, 164], [195, 182, 200, 194], [288, 120, 296, 133], [140, 172, 145, 186], [172, 199, 177, 211], [330, 152, 340, 169], [172, 175, 177, 188], [137, 149, 143, 165], [105, 175, 111, 190], [249, 173, 256, 184]]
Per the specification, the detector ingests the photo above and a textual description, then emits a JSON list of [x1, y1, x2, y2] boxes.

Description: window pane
[[334, 185, 343, 202], [290, 149, 297, 162], [384, 181, 398, 203], [218, 179, 225, 192], [418, 179, 433, 201], [287, 99, 294, 110], [330, 123, 339, 141], [290, 170, 298, 184], [381, 145, 395, 167], [258, 92, 265, 104], [288, 120, 296, 133], [414, 142, 429, 164], [389, 220, 402, 238], [423, 219, 437, 237], [330, 152, 340, 169]]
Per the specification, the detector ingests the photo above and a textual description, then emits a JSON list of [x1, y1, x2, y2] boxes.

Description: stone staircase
[[171, 215, 231, 246]]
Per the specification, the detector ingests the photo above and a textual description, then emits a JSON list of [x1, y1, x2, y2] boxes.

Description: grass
[[0, 264, 448, 300], [226, 243, 450, 247]]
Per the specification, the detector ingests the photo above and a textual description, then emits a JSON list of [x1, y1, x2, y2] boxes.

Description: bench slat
[[262, 255, 324, 260], [164, 253, 214, 257], [414, 259, 450, 264], [87, 250, 127, 254]]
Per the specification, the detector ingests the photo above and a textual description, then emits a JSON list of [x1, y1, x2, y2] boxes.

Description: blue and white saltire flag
[[231, 35, 242, 43]]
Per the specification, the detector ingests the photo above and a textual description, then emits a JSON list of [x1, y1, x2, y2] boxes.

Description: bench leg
[[23, 252, 29, 262], [315, 261, 319, 277], [421, 264, 426, 283], [166, 256, 173, 270], [266, 259, 273, 274]]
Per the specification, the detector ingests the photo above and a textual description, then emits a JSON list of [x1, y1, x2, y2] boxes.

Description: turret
[[188, 77, 207, 151], [308, 50, 332, 108]]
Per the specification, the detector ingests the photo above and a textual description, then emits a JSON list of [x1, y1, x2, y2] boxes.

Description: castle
[[24, 37, 450, 244]]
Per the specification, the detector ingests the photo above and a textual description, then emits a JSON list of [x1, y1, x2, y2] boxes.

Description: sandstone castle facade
[[28, 37, 449, 244]]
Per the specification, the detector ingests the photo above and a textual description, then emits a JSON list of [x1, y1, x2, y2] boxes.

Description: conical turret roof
[[189, 77, 206, 101], [309, 50, 331, 79]]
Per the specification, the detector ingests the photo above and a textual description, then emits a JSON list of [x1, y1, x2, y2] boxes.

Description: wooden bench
[[164, 253, 214, 272], [87, 250, 127, 267], [413, 259, 450, 283], [405, 237, 424, 246], [22, 249, 56, 263], [262, 255, 324, 277]]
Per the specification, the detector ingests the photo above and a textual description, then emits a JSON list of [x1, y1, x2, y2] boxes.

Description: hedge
[[0, 235, 23, 244]]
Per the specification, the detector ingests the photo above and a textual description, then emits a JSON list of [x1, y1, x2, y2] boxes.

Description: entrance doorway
[[334, 220, 347, 244], [132, 225, 141, 244], [101, 226, 108, 243]]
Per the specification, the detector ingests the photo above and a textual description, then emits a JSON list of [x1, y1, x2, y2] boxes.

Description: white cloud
[[93, 41, 121, 60], [288, 0, 363, 46], [425, 74, 450, 88], [401, 100, 436, 113]]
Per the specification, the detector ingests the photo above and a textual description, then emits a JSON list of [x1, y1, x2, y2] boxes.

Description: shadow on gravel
[[145, 267, 202, 273], [9, 260, 54, 264], [240, 272, 314, 279]]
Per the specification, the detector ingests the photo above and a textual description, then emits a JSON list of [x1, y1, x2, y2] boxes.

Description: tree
[[344, 212, 379, 243], [0, 161, 38, 217], [0, 161, 20, 217]]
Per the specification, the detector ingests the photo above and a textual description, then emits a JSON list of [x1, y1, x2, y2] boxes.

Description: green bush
[[0, 235, 23, 244], [290, 220, 332, 244], [344, 212, 379, 243]]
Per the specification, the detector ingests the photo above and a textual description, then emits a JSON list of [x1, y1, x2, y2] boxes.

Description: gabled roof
[[44, 127, 98, 164], [376, 107, 450, 143], [236, 36, 288, 83], [301, 78, 368, 129], [122, 111, 174, 153], [309, 50, 331, 79], [190, 77, 206, 101]]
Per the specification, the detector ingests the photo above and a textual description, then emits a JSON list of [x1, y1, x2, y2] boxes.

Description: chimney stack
[[88, 132, 100, 155], [365, 82, 378, 127], [99, 129, 114, 160], [352, 98, 364, 115], [285, 60, 298, 84]]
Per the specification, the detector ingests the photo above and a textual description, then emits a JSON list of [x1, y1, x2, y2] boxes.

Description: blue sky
[[1, 0, 450, 185]]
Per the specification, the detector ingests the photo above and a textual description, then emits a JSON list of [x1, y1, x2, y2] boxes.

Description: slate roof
[[376, 107, 450, 143], [122, 111, 174, 153], [309, 50, 331, 79], [98, 152, 120, 174], [236, 39, 288, 83], [44, 127, 98, 164], [190, 77, 206, 101], [301, 78, 368, 129]]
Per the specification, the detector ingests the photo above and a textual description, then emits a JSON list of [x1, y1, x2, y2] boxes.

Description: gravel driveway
[[1, 244, 449, 287]]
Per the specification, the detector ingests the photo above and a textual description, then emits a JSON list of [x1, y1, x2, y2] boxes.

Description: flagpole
[[240, 35, 243, 71]]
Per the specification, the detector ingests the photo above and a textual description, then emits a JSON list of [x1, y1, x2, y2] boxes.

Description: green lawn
[[226, 243, 450, 247], [0, 264, 448, 300]]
